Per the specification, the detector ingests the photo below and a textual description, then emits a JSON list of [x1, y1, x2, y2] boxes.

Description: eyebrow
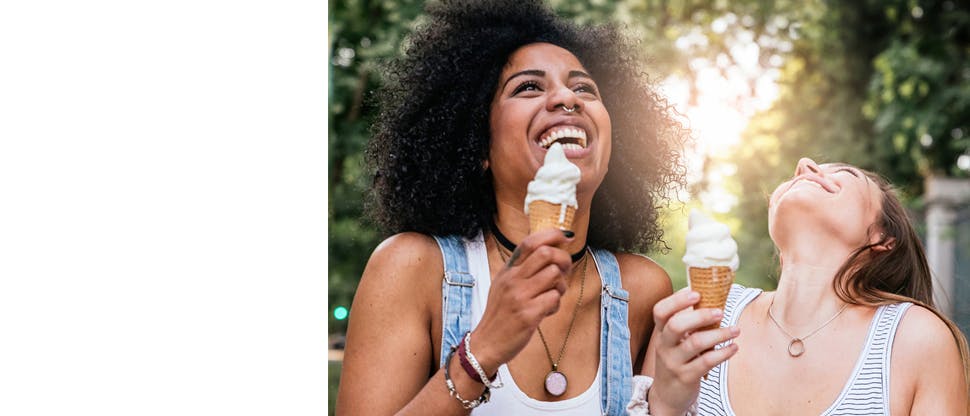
[[501, 69, 594, 91]]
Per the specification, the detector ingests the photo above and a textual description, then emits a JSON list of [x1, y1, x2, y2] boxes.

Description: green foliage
[[713, 0, 969, 286], [865, 0, 970, 191], [328, 0, 425, 333]]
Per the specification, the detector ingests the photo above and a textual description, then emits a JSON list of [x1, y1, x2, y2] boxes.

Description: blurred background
[[328, 0, 969, 412]]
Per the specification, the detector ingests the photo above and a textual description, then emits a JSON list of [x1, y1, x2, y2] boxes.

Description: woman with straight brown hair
[[632, 158, 969, 415]]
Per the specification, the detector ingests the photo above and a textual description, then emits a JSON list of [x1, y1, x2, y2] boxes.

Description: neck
[[772, 260, 847, 329], [770, 220, 860, 324], [492, 192, 592, 254]]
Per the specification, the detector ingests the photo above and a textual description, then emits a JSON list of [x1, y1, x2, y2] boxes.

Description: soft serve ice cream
[[683, 210, 740, 270], [524, 142, 581, 231], [683, 210, 738, 330]]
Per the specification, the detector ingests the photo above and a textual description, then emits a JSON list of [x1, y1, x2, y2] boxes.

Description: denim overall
[[433, 234, 633, 415]]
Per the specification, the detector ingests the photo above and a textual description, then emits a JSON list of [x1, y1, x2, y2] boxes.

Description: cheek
[[488, 110, 517, 153], [594, 106, 612, 139], [490, 103, 531, 141], [768, 182, 787, 207]]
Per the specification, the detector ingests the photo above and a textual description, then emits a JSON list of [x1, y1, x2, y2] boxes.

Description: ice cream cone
[[524, 143, 580, 233], [687, 266, 734, 330], [528, 200, 576, 233]]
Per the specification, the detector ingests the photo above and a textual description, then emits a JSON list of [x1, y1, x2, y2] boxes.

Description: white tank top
[[462, 232, 603, 415], [698, 284, 913, 415]]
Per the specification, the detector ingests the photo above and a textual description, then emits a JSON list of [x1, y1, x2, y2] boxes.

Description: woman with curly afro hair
[[336, 0, 690, 414]]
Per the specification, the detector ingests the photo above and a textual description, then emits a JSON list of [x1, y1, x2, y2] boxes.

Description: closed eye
[[573, 83, 598, 96], [512, 80, 541, 95], [835, 168, 860, 177]]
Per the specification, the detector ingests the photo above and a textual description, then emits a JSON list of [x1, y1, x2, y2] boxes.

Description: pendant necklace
[[766, 295, 849, 357], [491, 230, 588, 396]]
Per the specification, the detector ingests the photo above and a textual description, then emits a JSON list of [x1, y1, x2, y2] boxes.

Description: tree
[[864, 0, 970, 193], [328, 0, 424, 333]]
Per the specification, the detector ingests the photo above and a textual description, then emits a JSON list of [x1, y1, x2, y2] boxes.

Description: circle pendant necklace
[[492, 233, 588, 396], [767, 295, 849, 357], [537, 252, 587, 396]]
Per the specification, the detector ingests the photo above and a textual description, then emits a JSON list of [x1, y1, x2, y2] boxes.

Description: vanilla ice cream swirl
[[524, 142, 581, 213], [682, 210, 740, 270]]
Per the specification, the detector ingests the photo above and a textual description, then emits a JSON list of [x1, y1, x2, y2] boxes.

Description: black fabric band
[[490, 222, 587, 263]]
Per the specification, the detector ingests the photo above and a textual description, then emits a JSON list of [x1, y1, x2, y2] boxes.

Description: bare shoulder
[[350, 232, 444, 326], [892, 303, 968, 414], [358, 232, 443, 301], [892, 304, 964, 384], [369, 232, 442, 270], [614, 252, 673, 304], [894, 304, 959, 357]]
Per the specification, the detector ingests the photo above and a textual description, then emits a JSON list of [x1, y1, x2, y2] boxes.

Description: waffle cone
[[528, 200, 576, 233], [688, 266, 734, 331]]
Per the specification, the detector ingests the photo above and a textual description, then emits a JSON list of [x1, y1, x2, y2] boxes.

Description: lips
[[536, 125, 589, 151], [791, 174, 840, 193]]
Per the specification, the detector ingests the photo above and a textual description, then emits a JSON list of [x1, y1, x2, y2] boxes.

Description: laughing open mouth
[[538, 126, 588, 150]]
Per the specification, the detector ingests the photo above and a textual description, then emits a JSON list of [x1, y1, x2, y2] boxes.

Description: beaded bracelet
[[444, 344, 491, 409], [460, 332, 503, 389]]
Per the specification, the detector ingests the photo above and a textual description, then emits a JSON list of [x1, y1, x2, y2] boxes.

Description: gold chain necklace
[[767, 295, 849, 357], [492, 233, 588, 397]]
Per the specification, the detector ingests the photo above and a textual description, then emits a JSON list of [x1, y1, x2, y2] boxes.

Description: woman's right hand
[[646, 288, 740, 416], [470, 228, 574, 373]]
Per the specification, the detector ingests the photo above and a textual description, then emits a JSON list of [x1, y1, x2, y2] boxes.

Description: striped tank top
[[698, 284, 912, 416]]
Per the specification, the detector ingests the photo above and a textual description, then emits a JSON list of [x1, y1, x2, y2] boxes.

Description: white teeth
[[538, 126, 590, 149]]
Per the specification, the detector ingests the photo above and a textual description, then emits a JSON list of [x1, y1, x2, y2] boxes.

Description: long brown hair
[[832, 169, 970, 404]]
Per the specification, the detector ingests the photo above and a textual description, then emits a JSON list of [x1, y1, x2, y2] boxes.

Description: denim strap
[[433, 235, 476, 368], [434, 235, 632, 415], [591, 247, 633, 415]]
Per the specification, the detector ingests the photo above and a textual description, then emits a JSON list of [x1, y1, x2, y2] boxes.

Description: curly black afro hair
[[366, 0, 689, 253]]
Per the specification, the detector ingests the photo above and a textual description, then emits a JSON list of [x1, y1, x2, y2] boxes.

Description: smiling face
[[769, 158, 885, 248], [488, 42, 612, 198]]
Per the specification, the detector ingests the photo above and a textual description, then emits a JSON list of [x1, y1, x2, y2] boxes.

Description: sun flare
[[662, 40, 781, 213]]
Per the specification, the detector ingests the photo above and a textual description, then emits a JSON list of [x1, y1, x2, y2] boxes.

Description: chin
[[771, 205, 867, 247]]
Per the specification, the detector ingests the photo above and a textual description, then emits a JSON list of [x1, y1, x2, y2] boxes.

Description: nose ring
[[559, 104, 577, 113]]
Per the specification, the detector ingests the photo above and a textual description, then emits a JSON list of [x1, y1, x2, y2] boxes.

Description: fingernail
[[562, 230, 575, 238], [711, 309, 723, 318], [729, 326, 740, 336], [687, 291, 700, 301]]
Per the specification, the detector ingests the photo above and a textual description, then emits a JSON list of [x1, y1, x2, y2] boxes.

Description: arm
[[335, 233, 466, 415], [893, 305, 968, 415], [336, 230, 576, 415], [616, 253, 673, 371]]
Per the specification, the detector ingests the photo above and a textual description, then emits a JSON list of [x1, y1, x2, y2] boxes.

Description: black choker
[[490, 223, 588, 263]]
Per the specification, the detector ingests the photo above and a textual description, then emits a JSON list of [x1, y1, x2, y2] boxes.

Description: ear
[[869, 232, 895, 252]]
